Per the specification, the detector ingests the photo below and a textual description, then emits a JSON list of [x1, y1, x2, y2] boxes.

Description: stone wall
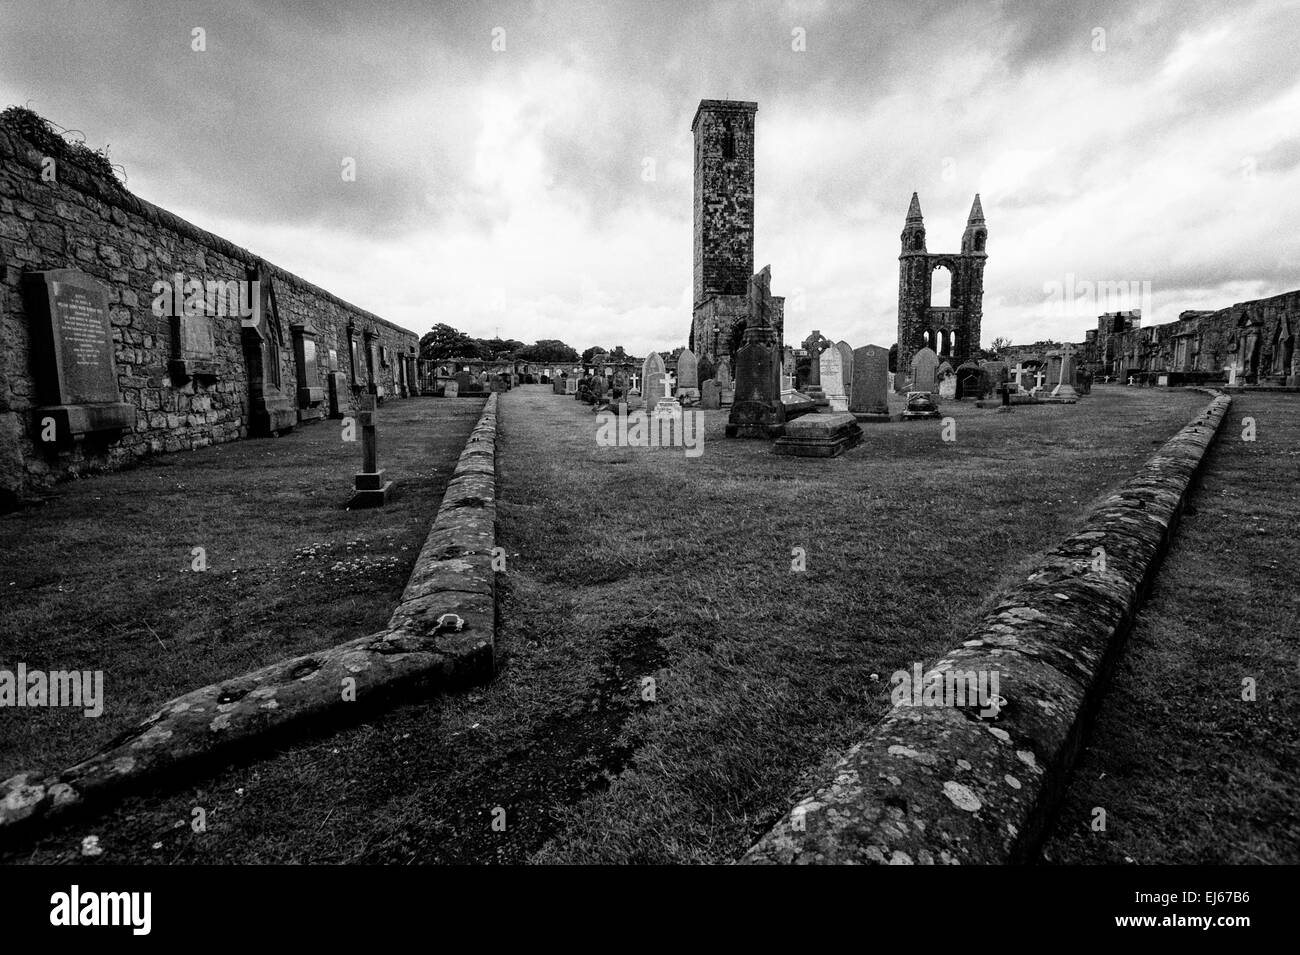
[[0, 112, 419, 507], [1080, 294, 1299, 385]]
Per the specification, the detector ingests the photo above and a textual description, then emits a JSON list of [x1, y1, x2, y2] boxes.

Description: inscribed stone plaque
[[850, 345, 889, 415], [24, 269, 120, 406], [700, 380, 721, 409]]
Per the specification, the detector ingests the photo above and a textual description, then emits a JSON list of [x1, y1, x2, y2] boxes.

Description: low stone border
[[0, 394, 500, 839], [742, 391, 1231, 864]]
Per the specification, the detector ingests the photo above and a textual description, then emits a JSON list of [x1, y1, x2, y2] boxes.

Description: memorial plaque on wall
[[23, 269, 133, 437], [170, 311, 217, 380]]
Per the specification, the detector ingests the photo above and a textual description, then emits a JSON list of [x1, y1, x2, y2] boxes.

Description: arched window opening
[[931, 265, 952, 308]]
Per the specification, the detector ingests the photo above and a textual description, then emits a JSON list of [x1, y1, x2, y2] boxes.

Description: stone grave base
[[852, 411, 898, 424], [976, 394, 1041, 408], [901, 410, 942, 420], [34, 402, 134, 444], [773, 412, 863, 457], [726, 399, 786, 439], [350, 469, 394, 508], [1038, 395, 1079, 405]]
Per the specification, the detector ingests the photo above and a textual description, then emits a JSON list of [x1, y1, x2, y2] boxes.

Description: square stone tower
[[691, 100, 779, 364]]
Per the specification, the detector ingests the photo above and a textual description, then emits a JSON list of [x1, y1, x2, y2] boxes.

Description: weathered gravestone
[[956, 361, 982, 399], [676, 348, 699, 404], [642, 352, 668, 409], [910, 347, 939, 395], [981, 361, 1009, 400], [716, 357, 734, 407], [23, 269, 133, 444], [565, 376, 579, 395], [700, 379, 722, 410], [291, 323, 325, 421], [850, 345, 892, 423], [726, 266, 786, 438], [444, 380, 459, 398], [697, 357, 715, 386], [327, 371, 348, 418], [350, 393, 393, 508], [836, 341, 854, 396], [820, 343, 848, 412], [938, 374, 957, 400]]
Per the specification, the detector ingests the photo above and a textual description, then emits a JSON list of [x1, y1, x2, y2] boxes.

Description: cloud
[[1, 0, 1297, 354]]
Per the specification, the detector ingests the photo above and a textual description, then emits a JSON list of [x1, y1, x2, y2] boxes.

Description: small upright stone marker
[[351, 394, 393, 508]]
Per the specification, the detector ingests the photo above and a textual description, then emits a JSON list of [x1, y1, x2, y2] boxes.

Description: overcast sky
[[3, 0, 1298, 355]]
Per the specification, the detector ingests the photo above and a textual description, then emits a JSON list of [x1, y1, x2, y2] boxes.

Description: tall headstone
[[836, 341, 854, 395], [22, 269, 134, 444], [820, 345, 848, 412], [290, 323, 325, 421], [850, 345, 892, 422], [910, 346, 939, 395], [676, 347, 700, 404], [726, 266, 786, 438], [716, 357, 734, 407], [676, 348, 699, 390], [643, 352, 668, 407]]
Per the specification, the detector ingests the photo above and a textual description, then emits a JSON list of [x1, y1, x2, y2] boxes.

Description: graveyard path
[[1, 384, 1213, 864], [1043, 392, 1300, 864]]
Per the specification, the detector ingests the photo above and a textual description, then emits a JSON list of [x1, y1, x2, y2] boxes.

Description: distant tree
[[581, 346, 608, 364], [518, 339, 579, 363], [608, 345, 628, 361], [478, 337, 524, 359], [420, 323, 482, 360], [988, 336, 1012, 356]]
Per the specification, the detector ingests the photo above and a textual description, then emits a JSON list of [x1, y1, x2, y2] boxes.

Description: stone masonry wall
[[0, 114, 418, 505], [692, 101, 756, 309]]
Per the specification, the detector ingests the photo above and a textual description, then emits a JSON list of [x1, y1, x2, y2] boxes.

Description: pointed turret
[[961, 193, 987, 256], [901, 192, 926, 254]]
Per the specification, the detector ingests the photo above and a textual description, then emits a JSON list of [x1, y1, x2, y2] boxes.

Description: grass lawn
[[2, 383, 1208, 865], [0, 395, 486, 781], [1042, 392, 1300, 864]]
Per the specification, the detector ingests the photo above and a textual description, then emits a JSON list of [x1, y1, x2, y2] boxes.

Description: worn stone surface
[[0, 394, 501, 839], [742, 392, 1231, 864]]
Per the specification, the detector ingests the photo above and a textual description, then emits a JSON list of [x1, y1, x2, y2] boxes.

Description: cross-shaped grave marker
[[350, 393, 393, 508]]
